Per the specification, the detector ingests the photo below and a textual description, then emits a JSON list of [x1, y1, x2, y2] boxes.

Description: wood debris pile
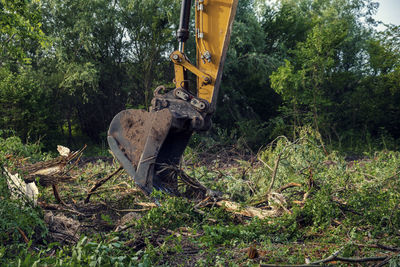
[[3, 145, 85, 205]]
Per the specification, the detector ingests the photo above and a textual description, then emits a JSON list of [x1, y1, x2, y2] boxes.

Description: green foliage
[[137, 192, 201, 230], [1, 0, 400, 261], [0, 136, 47, 247], [0, 237, 140, 266], [0, 0, 47, 64], [0, 67, 59, 143], [269, 0, 400, 148], [0, 134, 45, 165], [189, 126, 400, 243], [1, 0, 399, 150], [271, 0, 371, 131], [200, 218, 272, 247], [215, 0, 281, 138], [352, 24, 400, 144], [254, 127, 328, 198], [0, 199, 47, 245], [36, 0, 181, 142], [299, 186, 341, 229], [343, 151, 400, 235], [1, 129, 400, 265]]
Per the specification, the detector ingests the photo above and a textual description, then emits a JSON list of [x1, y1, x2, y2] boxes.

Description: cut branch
[[16, 227, 29, 244], [267, 153, 282, 194], [354, 243, 400, 252], [84, 167, 123, 203], [215, 200, 281, 218], [24, 174, 75, 186], [277, 182, 302, 193], [333, 256, 387, 263], [260, 252, 392, 267], [52, 185, 65, 205]]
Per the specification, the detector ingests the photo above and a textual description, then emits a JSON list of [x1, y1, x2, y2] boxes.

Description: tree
[[0, 0, 55, 142], [353, 25, 400, 140], [0, 0, 46, 65], [120, 0, 180, 108], [0, 66, 59, 142], [212, 0, 282, 147], [270, 0, 378, 142], [37, 0, 179, 142]]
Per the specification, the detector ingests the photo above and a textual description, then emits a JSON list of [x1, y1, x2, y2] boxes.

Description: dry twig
[[52, 185, 65, 205], [260, 248, 393, 266], [267, 153, 282, 195], [39, 202, 85, 216], [277, 182, 302, 193], [16, 227, 29, 244], [84, 167, 123, 203]]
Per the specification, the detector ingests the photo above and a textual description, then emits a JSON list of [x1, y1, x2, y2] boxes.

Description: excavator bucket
[[107, 0, 238, 195], [107, 106, 193, 195]]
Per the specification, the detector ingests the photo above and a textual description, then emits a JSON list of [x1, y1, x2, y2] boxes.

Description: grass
[[1, 128, 400, 266]]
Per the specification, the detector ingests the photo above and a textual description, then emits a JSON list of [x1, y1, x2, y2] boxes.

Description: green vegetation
[[1, 128, 400, 265], [0, 136, 48, 262], [0, 0, 399, 150], [1, 0, 400, 265]]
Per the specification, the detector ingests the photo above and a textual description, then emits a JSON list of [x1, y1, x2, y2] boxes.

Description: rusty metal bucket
[[107, 107, 193, 195]]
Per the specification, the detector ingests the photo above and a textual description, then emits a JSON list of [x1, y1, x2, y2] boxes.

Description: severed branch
[[376, 244, 400, 252], [374, 253, 400, 267], [267, 153, 282, 195], [4, 145, 86, 204], [215, 200, 282, 219], [16, 227, 29, 244], [332, 255, 387, 263], [84, 167, 123, 203], [277, 182, 302, 193], [263, 136, 305, 196], [260, 254, 392, 267], [52, 185, 66, 205], [258, 157, 273, 172], [307, 246, 391, 266], [261, 264, 330, 267], [70, 183, 140, 198], [308, 247, 343, 265], [39, 202, 85, 216], [112, 202, 157, 213], [23, 174, 75, 186], [263, 246, 391, 266]]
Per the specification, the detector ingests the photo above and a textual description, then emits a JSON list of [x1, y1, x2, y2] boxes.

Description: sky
[[374, 0, 400, 26]]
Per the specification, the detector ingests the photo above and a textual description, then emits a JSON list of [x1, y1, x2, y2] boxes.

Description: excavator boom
[[108, 0, 238, 195]]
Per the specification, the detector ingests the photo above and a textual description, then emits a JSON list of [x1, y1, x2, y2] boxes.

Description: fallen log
[[24, 174, 75, 186]]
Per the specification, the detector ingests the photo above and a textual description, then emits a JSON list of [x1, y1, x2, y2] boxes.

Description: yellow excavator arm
[[107, 0, 238, 195], [172, 0, 238, 109]]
